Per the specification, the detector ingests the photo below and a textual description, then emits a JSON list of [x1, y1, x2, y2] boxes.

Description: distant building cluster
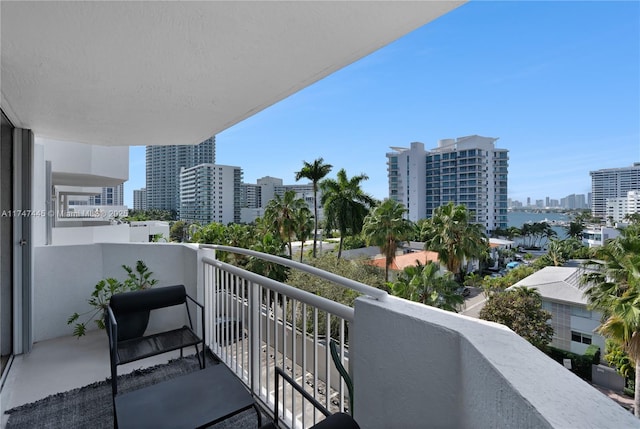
[[145, 136, 216, 212], [508, 193, 589, 210], [138, 136, 318, 226], [128, 134, 637, 232]]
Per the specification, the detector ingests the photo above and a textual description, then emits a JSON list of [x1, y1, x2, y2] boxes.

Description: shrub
[[546, 346, 599, 381], [584, 344, 601, 364]]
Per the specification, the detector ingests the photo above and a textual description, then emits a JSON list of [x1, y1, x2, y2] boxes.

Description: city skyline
[[124, 1, 639, 208]]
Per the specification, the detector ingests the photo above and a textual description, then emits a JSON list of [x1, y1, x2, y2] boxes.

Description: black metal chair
[[106, 285, 205, 397], [261, 366, 360, 429]]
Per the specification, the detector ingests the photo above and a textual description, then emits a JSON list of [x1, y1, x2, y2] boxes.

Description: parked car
[[457, 287, 471, 297]]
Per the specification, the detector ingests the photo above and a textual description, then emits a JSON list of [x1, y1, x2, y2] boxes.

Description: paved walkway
[[591, 383, 635, 415]]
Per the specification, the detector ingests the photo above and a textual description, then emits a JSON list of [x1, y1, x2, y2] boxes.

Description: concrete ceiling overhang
[[1, 1, 465, 147]]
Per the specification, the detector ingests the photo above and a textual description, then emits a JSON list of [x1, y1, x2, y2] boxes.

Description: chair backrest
[[109, 284, 187, 315], [329, 340, 354, 414]]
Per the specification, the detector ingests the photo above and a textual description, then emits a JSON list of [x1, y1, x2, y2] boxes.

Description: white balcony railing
[[202, 245, 387, 428]]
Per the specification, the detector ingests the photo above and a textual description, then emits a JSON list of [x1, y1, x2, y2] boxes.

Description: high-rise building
[[89, 184, 124, 205], [146, 136, 216, 211], [178, 163, 242, 225], [560, 194, 587, 210], [387, 135, 508, 234], [590, 163, 640, 219], [133, 188, 147, 211], [606, 190, 640, 223]]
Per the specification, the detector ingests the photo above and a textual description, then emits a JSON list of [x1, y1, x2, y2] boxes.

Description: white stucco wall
[[52, 224, 131, 245], [129, 222, 170, 243], [33, 243, 199, 342], [352, 295, 639, 429], [570, 313, 605, 356], [39, 137, 128, 183]]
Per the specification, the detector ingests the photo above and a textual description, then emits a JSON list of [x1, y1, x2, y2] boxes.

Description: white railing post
[[250, 280, 261, 396]]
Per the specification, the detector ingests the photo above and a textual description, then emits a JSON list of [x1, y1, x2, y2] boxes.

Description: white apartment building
[[89, 184, 124, 206], [240, 176, 322, 224], [179, 163, 242, 225], [582, 225, 621, 248], [387, 135, 508, 234], [590, 163, 640, 219], [606, 190, 640, 223], [133, 188, 147, 211], [146, 136, 216, 211]]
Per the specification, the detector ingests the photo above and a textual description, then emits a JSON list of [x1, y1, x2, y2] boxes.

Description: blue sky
[[124, 1, 639, 208]]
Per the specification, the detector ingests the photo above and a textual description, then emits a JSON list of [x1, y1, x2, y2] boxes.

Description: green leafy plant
[[67, 261, 158, 338]]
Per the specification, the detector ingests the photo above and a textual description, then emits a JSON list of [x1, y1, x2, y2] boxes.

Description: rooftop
[[510, 266, 588, 305]]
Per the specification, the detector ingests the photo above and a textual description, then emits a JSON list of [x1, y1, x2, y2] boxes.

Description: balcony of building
[[1, 242, 637, 428], [2, 1, 638, 427]]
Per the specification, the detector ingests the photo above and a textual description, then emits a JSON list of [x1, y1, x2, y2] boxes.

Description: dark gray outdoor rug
[[4, 354, 264, 429]]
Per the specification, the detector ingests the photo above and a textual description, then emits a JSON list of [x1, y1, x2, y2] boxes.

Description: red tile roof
[[369, 250, 440, 271]]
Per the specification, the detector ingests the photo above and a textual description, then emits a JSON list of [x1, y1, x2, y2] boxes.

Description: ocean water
[[506, 211, 570, 241]]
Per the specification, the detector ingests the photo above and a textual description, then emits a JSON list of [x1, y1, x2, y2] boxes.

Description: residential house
[[510, 266, 605, 358]]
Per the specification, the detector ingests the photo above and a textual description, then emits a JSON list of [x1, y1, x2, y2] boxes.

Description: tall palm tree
[[582, 224, 640, 417], [362, 199, 415, 282], [264, 190, 309, 258], [320, 169, 376, 259], [295, 158, 333, 257], [420, 202, 488, 282], [293, 204, 314, 262]]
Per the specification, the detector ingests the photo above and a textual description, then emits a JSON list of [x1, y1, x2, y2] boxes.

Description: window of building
[[571, 307, 592, 319], [571, 331, 592, 345]]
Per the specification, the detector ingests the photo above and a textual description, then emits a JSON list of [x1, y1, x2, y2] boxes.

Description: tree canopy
[[362, 199, 415, 282], [479, 287, 553, 350], [582, 223, 640, 417], [420, 202, 487, 281], [320, 169, 376, 259], [389, 262, 464, 312]]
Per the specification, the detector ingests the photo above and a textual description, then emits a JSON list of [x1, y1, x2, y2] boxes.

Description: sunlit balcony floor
[[0, 329, 195, 427]]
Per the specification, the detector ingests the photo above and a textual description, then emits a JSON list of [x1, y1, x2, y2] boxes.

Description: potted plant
[[67, 260, 158, 339]]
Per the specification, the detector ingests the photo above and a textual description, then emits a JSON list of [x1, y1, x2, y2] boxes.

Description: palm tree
[[320, 169, 376, 259], [226, 223, 252, 265], [362, 199, 415, 282], [582, 224, 640, 417], [293, 205, 314, 262], [389, 262, 464, 312], [420, 202, 488, 282], [264, 190, 308, 258], [565, 219, 585, 240], [247, 232, 289, 282], [295, 158, 333, 257]]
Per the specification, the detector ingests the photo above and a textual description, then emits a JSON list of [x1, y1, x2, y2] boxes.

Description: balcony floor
[[1, 329, 195, 427]]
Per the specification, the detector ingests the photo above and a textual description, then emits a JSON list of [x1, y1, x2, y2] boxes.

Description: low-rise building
[[582, 225, 621, 248], [510, 266, 604, 358]]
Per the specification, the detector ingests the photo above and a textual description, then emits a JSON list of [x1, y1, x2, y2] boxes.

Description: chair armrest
[[106, 306, 118, 346], [273, 366, 331, 428], [186, 294, 204, 309], [185, 294, 205, 340]]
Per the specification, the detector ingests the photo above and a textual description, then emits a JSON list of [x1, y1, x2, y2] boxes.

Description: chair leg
[[253, 404, 262, 427], [194, 344, 204, 369]]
